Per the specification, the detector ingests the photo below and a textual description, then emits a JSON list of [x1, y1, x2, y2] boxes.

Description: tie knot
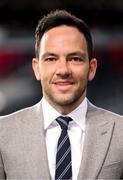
[[56, 116, 72, 130]]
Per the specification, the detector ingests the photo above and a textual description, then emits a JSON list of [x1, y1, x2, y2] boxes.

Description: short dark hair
[[35, 9, 93, 60]]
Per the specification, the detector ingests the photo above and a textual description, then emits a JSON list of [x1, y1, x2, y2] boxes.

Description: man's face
[[32, 25, 97, 113]]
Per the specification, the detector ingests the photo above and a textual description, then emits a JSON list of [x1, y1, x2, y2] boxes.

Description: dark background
[[0, 0, 123, 115]]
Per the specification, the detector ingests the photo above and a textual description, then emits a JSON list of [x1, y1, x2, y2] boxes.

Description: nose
[[56, 58, 71, 77]]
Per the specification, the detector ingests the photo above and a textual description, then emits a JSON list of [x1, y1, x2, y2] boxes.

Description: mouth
[[53, 81, 74, 92]]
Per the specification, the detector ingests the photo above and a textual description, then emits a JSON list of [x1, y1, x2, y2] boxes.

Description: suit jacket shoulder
[[0, 100, 51, 179], [0, 101, 42, 130], [87, 100, 123, 125]]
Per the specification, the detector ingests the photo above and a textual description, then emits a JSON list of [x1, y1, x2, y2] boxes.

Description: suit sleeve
[[0, 150, 6, 179]]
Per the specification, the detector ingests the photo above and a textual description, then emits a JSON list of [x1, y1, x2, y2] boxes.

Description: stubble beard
[[43, 82, 87, 111]]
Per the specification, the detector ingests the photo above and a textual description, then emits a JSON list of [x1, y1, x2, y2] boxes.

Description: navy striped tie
[[55, 116, 72, 180]]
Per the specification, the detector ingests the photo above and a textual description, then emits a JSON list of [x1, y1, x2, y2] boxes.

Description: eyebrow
[[67, 51, 86, 58]]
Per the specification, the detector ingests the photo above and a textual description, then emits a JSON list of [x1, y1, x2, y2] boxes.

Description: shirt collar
[[42, 97, 87, 131], [68, 98, 87, 131]]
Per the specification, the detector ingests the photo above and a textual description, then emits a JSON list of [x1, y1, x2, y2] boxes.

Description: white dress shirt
[[42, 97, 87, 180]]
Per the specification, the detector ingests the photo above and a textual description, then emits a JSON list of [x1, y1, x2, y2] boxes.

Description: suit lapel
[[78, 102, 115, 179], [31, 101, 51, 179]]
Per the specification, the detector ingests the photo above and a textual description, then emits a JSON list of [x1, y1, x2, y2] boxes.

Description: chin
[[53, 97, 77, 106]]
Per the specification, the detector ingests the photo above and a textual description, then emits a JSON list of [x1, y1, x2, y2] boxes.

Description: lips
[[53, 81, 74, 92]]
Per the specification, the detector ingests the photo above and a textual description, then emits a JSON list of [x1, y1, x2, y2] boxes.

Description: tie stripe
[[57, 134, 68, 152], [57, 117, 68, 127], [55, 116, 72, 180], [57, 162, 72, 180], [56, 146, 71, 169]]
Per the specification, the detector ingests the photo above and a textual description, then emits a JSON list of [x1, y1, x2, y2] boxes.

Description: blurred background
[[0, 0, 123, 115]]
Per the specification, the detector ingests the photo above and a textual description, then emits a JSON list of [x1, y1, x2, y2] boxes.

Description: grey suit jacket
[[0, 100, 123, 179]]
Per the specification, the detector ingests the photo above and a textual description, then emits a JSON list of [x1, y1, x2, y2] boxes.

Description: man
[[0, 9, 123, 180]]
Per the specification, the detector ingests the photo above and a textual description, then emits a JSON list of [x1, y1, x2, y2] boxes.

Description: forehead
[[45, 25, 80, 33], [43, 25, 84, 38], [40, 25, 87, 49]]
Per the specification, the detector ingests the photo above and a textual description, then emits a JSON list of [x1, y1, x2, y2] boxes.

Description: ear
[[32, 58, 41, 80], [88, 58, 97, 81]]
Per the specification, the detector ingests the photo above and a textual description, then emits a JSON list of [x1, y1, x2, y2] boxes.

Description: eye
[[45, 57, 57, 62], [72, 57, 82, 61], [69, 56, 84, 64]]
